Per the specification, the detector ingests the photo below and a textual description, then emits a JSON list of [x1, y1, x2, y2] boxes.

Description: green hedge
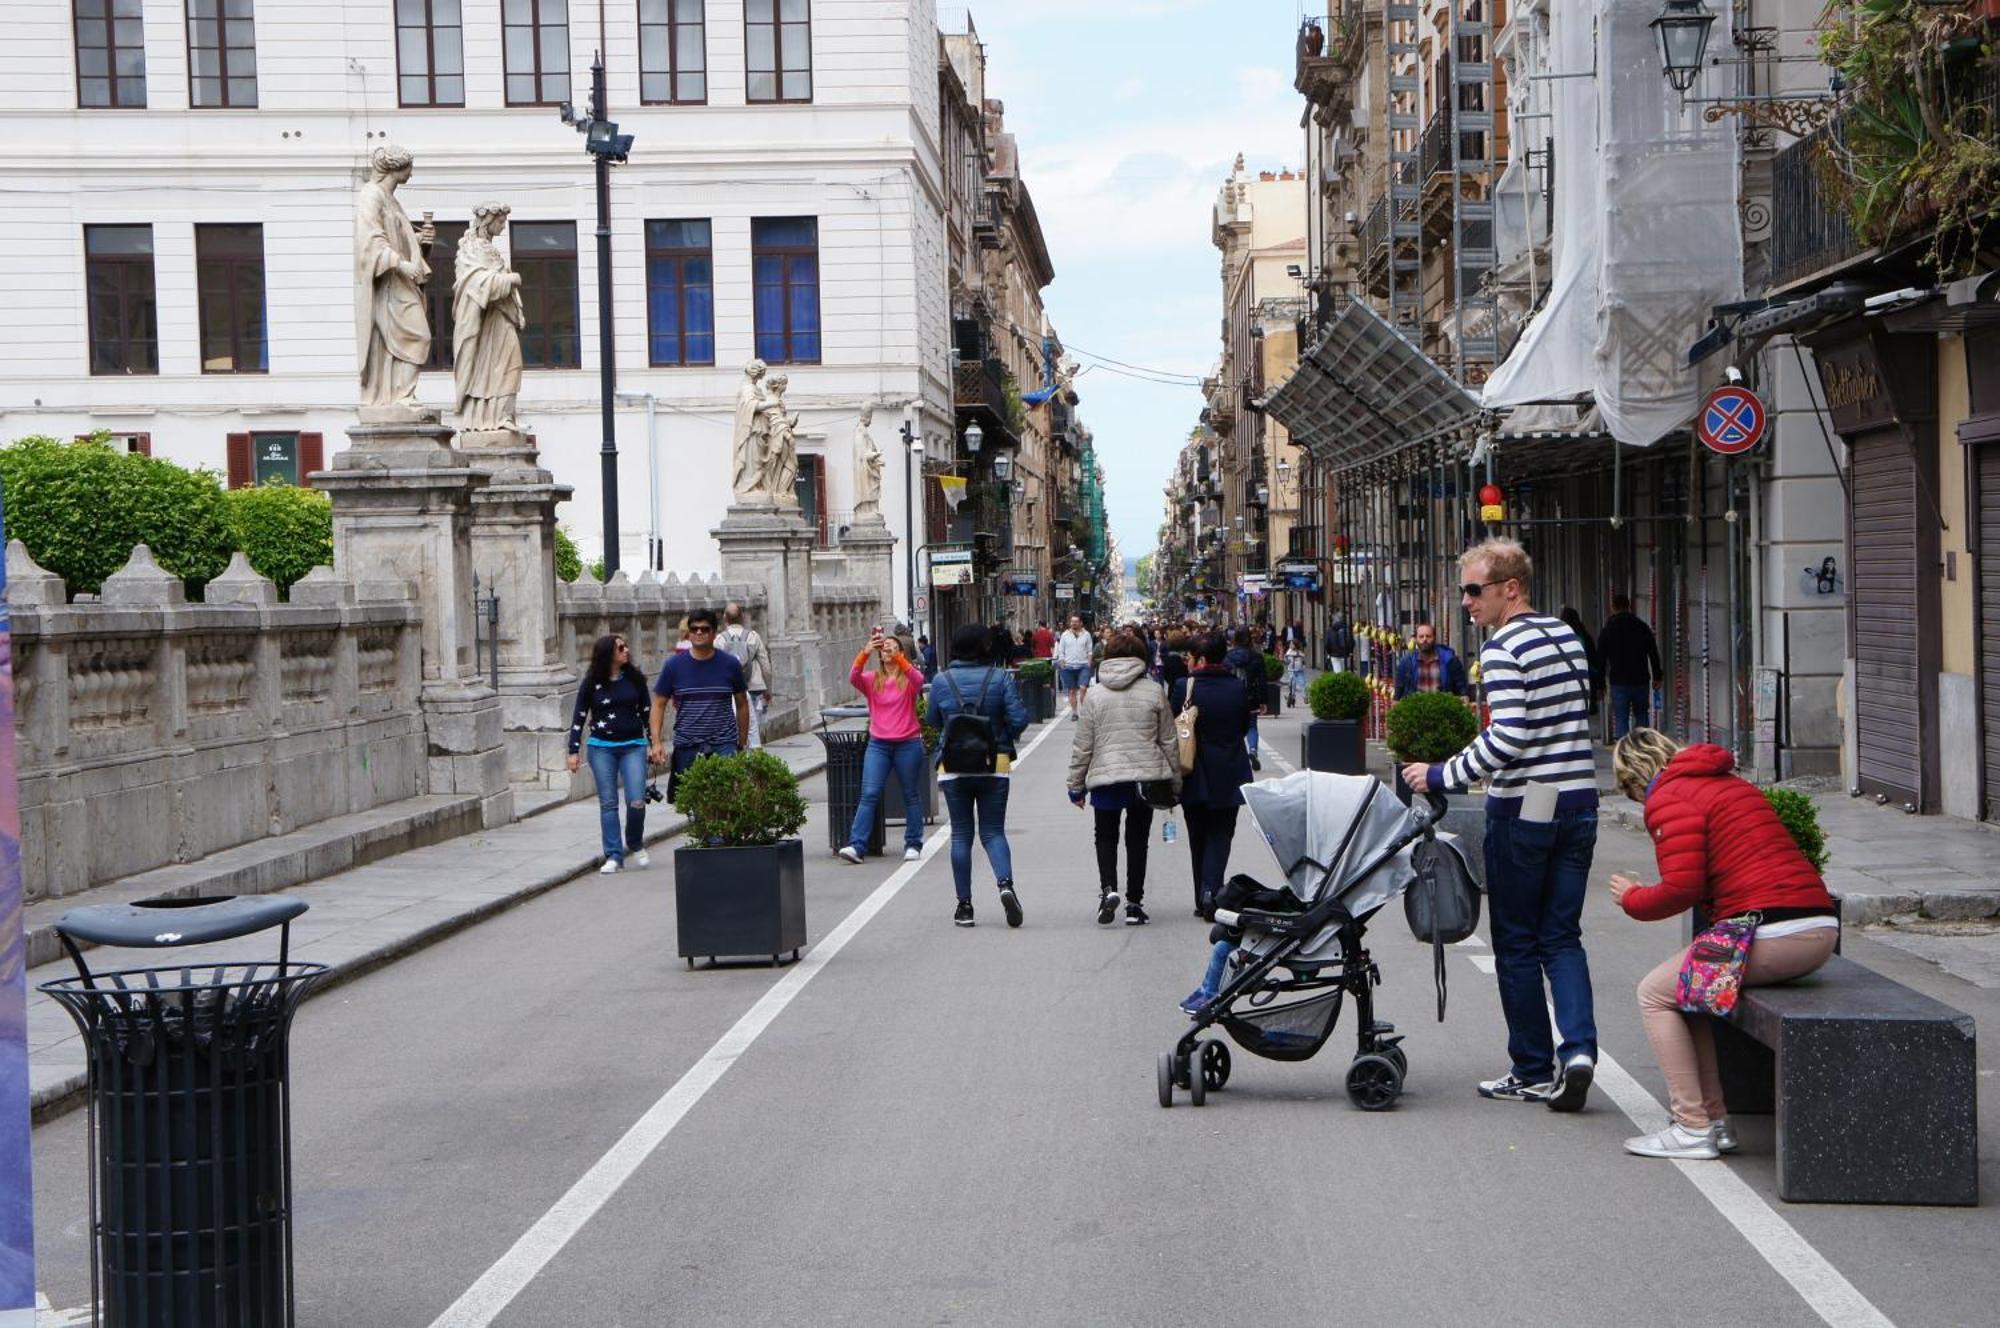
[[672, 748, 809, 846], [1763, 787, 1830, 873], [554, 526, 583, 582], [1385, 691, 1479, 762], [1262, 651, 1283, 681], [0, 434, 234, 595], [1309, 670, 1372, 722], [221, 482, 332, 593]]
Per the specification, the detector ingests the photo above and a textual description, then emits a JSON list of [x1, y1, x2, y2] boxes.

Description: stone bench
[[1711, 953, 1977, 1205]]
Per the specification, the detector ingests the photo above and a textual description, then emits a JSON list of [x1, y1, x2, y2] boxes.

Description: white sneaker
[[903, 846, 923, 862], [598, 858, 621, 875], [1712, 1119, 1739, 1154], [630, 849, 650, 870], [1623, 1122, 1721, 1160], [837, 845, 864, 865]]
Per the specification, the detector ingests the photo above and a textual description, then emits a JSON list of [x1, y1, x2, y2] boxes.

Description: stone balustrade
[[554, 569, 769, 677], [811, 579, 886, 698], [6, 542, 424, 903]]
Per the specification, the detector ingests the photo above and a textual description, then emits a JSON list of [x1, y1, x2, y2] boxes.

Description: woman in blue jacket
[[929, 623, 1031, 928], [1168, 632, 1255, 919]]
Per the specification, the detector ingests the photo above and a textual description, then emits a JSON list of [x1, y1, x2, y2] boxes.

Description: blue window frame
[[751, 216, 819, 365], [645, 219, 714, 366]]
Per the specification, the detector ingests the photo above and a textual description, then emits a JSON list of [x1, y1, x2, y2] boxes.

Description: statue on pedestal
[[731, 359, 772, 502], [452, 202, 525, 434], [762, 373, 800, 507], [853, 403, 884, 518], [354, 145, 435, 415]]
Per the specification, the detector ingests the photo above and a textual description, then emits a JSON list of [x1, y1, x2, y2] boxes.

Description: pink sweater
[[851, 651, 924, 742]]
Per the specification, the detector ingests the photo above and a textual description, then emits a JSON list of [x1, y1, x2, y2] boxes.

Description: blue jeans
[[940, 775, 1013, 901], [1484, 809, 1599, 1082], [1245, 715, 1260, 755], [1609, 684, 1650, 739], [587, 743, 650, 863], [1198, 939, 1236, 999], [852, 736, 928, 854], [1057, 665, 1090, 694]]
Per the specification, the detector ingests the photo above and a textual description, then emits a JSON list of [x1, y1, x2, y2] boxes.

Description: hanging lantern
[[1478, 482, 1505, 523]]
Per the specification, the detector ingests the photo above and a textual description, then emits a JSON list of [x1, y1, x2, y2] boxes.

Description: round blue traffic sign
[[1698, 385, 1766, 455]]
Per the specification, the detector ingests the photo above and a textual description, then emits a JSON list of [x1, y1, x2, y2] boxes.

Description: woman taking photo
[[1608, 728, 1838, 1159], [837, 628, 930, 865], [1168, 633, 1255, 919], [930, 623, 1031, 928], [566, 634, 656, 874], [1066, 629, 1177, 926]]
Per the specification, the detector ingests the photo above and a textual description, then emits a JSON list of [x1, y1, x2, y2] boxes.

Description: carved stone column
[[836, 516, 898, 628], [712, 503, 821, 739]]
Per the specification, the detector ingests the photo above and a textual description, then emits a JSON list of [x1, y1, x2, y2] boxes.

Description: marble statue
[[853, 403, 884, 518], [762, 373, 800, 506], [731, 359, 772, 502], [354, 144, 435, 413], [451, 202, 525, 433]]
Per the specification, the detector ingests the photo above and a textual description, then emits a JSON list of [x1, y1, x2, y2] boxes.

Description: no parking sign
[[1697, 384, 1767, 455]]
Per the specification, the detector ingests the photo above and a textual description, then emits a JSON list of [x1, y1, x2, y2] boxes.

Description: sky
[[948, 0, 1309, 562]]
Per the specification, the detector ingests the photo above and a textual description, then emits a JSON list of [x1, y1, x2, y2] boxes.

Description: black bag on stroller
[[1404, 835, 1481, 1019]]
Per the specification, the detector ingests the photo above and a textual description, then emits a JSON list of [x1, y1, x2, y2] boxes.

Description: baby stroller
[[1157, 770, 1474, 1112]]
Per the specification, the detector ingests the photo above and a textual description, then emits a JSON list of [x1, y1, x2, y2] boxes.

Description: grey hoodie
[[1066, 657, 1180, 793]]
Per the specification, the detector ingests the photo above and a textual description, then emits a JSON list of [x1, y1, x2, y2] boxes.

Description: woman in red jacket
[[1607, 729, 1838, 1160]]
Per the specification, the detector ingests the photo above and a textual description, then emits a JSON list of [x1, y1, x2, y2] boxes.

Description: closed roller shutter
[[1849, 431, 1924, 806], [1972, 409, 2000, 819]]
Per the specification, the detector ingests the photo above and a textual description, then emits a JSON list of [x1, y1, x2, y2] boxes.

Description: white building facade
[[0, 0, 953, 604]]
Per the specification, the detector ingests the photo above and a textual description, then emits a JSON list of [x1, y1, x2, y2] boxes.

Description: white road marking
[[427, 717, 1066, 1328], [1466, 953, 1497, 974], [1265, 747, 1296, 776]]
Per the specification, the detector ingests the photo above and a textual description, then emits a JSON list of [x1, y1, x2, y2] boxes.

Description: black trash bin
[[39, 895, 328, 1328], [816, 710, 883, 855]]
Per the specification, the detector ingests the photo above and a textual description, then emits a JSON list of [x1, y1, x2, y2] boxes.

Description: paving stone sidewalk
[[23, 732, 829, 1120]]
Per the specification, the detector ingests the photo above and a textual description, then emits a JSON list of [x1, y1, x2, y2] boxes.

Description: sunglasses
[[687, 625, 715, 634], [1459, 578, 1508, 598]]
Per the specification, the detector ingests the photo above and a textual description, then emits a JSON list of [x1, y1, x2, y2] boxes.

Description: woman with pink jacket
[[837, 628, 930, 865]]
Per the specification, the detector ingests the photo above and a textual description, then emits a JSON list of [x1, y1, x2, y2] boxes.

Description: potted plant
[[671, 749, 811, 967], [1384, 691, 1481, 806], [1305, 670, 1372, 774], [1762, 787, 1830, 872], [1261, 651, 1285, 715], [1016, 657, 1056, 720], [884, 692, 941, 827]]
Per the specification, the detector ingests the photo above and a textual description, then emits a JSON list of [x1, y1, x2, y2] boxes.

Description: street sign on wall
[[1697, 384, 1767, 455], [1053, 582, 1075, 601]]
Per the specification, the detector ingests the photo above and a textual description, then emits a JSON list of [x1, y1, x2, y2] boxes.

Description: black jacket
[[1598, 611, 1663, 688], [1168, 667, 1254, 808], [568, 667, 653, 754]]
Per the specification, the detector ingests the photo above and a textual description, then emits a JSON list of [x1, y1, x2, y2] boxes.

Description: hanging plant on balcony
[[1817, 0, 2000, 273]]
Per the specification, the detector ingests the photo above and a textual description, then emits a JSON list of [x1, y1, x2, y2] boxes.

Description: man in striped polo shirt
[[1401, 538, 1599, 1112]]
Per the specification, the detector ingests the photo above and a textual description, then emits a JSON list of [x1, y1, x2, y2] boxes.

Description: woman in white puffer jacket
[[1066, 629, 1180, 926]]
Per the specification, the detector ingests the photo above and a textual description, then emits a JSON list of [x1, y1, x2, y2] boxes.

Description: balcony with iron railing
[[1768, 122, 1865, 291], [953, 355, 1019, 445], [1295, 7, 1369, 108]]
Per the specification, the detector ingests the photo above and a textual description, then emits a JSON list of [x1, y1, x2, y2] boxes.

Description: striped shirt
[[653, 650, 747, 750], [1436, 613, 1598, 816]]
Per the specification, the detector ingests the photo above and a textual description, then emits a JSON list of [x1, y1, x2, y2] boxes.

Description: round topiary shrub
[[554, 526, 582, 582], [1762, 786, 1830, 873], [671, 748, 810, 846], [1385, 691, 1480, 762], [221, 482, 332, 594], [1016, 658, 1053, 683], [1309, 669, 1372, 722], [1262, 651, 1284, 680], [0, 434, 232, 595]]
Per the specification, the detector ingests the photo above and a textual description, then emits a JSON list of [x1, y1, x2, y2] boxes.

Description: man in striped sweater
[[1401, 538, 1599, 1112]]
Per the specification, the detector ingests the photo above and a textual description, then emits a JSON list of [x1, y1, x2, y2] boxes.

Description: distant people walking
[[1033, 620, 1055, 659], [1608, 729, 1837, 1159], [1056, 613, 1094, 721], [1224, 628, 1266, 772], [1170, 633, 1255, 920], [1392, 623, 1467, 699], [1066, 629, 1178, 927], [930, 624, 1031, 928], [1323, 611, 1355, 673], [1401, 538, 1599, 1112], [1557, 606, 1604, 718], [837, 627, 930, 866], [567, 634, 656, 874], [1599, 594, 1664, 738], [1283, 640, 1307, 705], [717, 601, 773, 748], [1161, 631, 1191, 689], [649, 607, 751, 802]]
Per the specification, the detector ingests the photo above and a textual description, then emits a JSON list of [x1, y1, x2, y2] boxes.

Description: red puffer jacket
[[1619, 744, 1833, 922]]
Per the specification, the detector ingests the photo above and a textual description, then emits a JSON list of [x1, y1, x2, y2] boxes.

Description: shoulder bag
[[1677, 914, 1760, 1017], [1173, 678, 1201, 777]]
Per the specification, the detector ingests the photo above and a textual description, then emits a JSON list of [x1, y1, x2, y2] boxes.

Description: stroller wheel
[[1157, 1052, 1175, 1108], [1200, 1039, 1232, 1091], [1384, 1045, 1408, 1079], [1188, 1045, 1208, 1106], [1346, 1054, 1403, 1112]]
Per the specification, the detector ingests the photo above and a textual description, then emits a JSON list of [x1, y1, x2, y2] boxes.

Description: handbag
[[1677, 914, 1761, 1017], [1173, 678, 1201, 777], [1140, 779, 1179, 810]]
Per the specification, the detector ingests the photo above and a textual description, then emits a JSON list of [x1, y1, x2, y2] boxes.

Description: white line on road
[[1466, 953, 1496, 974], [426, 718, 1066, 1328]]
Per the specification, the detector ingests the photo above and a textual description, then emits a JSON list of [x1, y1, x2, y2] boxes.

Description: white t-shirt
[[1056, 629, 1093, 667]]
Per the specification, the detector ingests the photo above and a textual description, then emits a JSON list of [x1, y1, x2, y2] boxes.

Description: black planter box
[[1303, 719, 1367, 775], [1264, 682, 1283, 715], [883, 756, 938, 825], [673, 839, 807, 966]]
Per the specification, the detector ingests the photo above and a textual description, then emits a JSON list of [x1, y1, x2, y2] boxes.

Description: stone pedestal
[[463, 429, 580, 793], [317, 414, 513, 827], [839, 516, 898, 624], [714, 504, 823, 735]]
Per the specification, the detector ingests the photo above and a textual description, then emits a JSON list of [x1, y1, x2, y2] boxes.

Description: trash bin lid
[[54, 895, 309, 948], [819, 705, 869, 721]]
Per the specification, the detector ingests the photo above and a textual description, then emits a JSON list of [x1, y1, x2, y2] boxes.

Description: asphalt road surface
[[30, 705, 2000, 1327]]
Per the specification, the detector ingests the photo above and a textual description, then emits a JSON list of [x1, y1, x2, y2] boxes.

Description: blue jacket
[[927, 663, 1029, 765], [1168, 667, 1254, 808], [1393, 645, 1467, 700]]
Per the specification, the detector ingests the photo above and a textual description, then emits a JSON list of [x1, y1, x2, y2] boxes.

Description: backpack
[[1327, 620, 1355, 657], [936, 668, 1000, 775], [1405, 835, 1482, 1020], [719, 626, 754, 669]]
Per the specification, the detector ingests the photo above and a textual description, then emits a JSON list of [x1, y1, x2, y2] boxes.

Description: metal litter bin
[[817, 707, 883, 854], [39, 895, 328, 1328]]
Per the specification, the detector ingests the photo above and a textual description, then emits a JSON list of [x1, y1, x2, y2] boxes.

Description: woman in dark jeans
[[931, 623, 1032, 928], [1168, 632, 1255, 918]]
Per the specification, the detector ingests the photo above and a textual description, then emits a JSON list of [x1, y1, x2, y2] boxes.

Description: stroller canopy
[[1241, 771, 1431, 919]]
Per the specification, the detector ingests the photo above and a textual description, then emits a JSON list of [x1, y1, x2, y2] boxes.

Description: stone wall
[[6, 543, 424, 903], [812, 580, 883, 710]]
